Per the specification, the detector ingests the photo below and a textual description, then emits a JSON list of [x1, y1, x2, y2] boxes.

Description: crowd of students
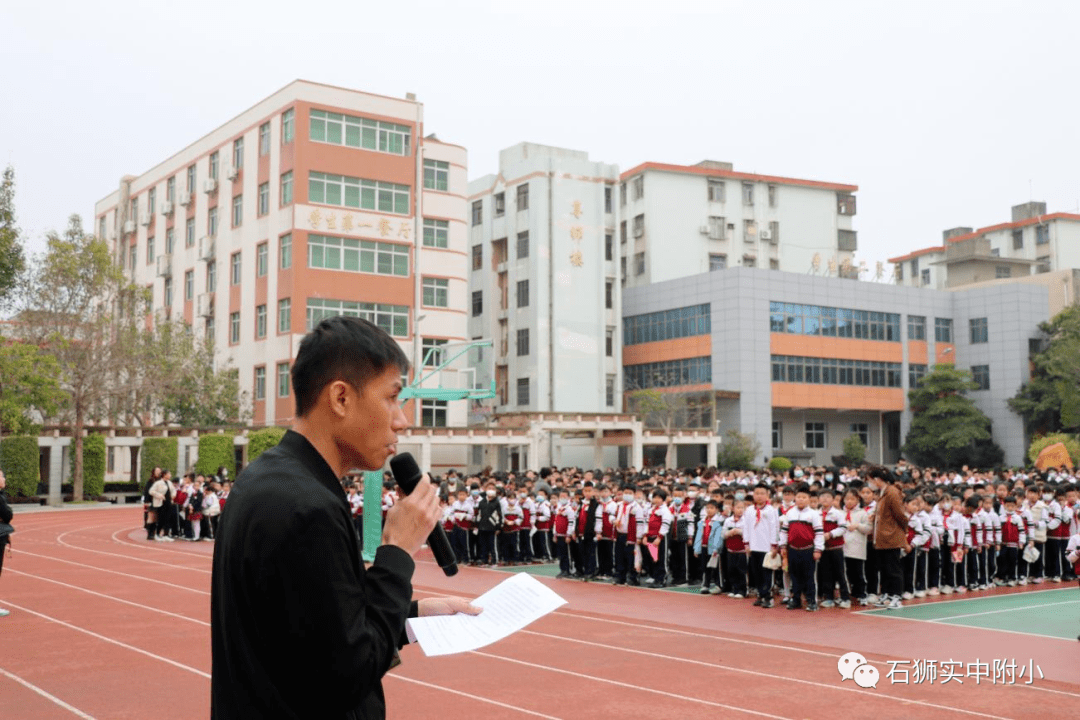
[[143, 466, 231, 542], [355, 462, 1080, 613]]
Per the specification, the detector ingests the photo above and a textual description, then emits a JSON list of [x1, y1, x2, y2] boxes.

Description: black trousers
[[0, 538, 7, 577], [687, 549, 703, 584], [788, 548, 816, 605], [669, 536, 688, 583], [613, 534, 638, 584], [748, 551, 772, 599], [450, 526, 469, 564], [478, 530, 497, 565], [726, 551, 748, 596], [818, 548, 849, 601], [578, 536, 597, 576], [532, 529, 551, 560], [641, 536, 666, 585], [845, 556, 866, 599], [498, 530, 519, 563], [597, 538, 614, 576], [865, 540, 879, 595], [555, 536, 571, 574], [517, 530, 532, 562], [878, 547, 903, 598], [998, 546, 1019, 582], [468, 529, 479, 562], [1047, 538, 1065, 578]]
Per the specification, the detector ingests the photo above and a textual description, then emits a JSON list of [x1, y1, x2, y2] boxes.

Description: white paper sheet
[[406, 573, 567, 657]]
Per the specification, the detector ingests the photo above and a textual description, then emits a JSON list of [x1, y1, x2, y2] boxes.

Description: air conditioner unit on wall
[[140, 213, 152, 226], [204, 178, 218, 194], [161, 201, 174, 216], [699, 225, 710, 234], [179, 191, 192, 206], [156, 254, 172, 277], [198, 236, 215, 261], [226, 167, 240, 181], [122, 220, 136, 234], [760, 229, 772, 241], [197, 293, 213, 318]]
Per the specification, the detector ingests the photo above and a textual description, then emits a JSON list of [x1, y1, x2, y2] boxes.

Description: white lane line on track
[[386, 675, 564, 719], [52, 527, 212, 574], [15, 549, 210, 595], [0, 666, 99, 719]]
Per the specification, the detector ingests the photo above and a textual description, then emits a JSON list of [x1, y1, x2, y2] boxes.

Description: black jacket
[[211, 431, 417, 720], [0, 492, 11, 547]]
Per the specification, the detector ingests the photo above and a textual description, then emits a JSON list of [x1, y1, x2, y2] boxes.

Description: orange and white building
[[94, 80, 468, 430]]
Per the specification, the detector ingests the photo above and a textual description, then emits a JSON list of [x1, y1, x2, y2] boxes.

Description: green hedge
[[248, 427, 286, 462], [141, 437, 179, 489], [81, 433, 106, 498], [0, 436, 40, 497], [767, 456, 793, 472], [196, 434, 236, 478]]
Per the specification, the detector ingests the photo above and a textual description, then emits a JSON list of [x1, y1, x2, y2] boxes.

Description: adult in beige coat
[[868, 466, 911, 608]]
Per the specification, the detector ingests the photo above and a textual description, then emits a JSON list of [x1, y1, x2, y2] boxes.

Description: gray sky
[[3, 0, 1079, 276]]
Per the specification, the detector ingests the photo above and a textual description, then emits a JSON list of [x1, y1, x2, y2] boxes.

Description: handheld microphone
[[389, 452, 458, 577]]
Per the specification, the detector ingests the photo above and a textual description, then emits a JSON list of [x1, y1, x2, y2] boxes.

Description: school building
[[622, 266, 1050, 469]]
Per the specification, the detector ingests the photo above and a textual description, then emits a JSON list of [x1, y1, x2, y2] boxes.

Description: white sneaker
[[0, 608, 9, 617], [901, 592, 914, 600], [1032, 577, 1044, 584], [955, 586, 967, 594], [915, 590, 927, 598], [730, 593, 744, 599], [1051, 577, 1061, 583], [1008, 580, 1017, 587], [708, 586, 721, 595], [941, 586, 954, 594], [820, 600, 835, 608], [865, 594, 879, 605], [873, 595, 892, 607], [1019, 578, 1028, 585], [928, 588, 940, 596], [887, 597, 903, 610], [838, 600, 851, 609]]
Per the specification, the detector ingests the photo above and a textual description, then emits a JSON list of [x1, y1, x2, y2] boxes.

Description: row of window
[[623, 304, 711, 346], [253, 362, 291, 402], [308, 172, 410, 215], [309, 109, 410, 156], [771, 355, 904, 388], [769, 302, 902, 342], [471, 183, 529, 226], [305, 298, 410, 337], [772, 421, 868, 450], [624, 356, 712, 391]]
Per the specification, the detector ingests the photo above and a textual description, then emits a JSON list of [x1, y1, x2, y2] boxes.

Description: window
[[207, 260, 216, 292], [129, 198, 138, 225], [604, 186, 612, 213], [209, 151, 219, 181], [620, 220, 627, 243], [632, 214, 644, 238], [279, 233, 292, 269], [709, 254, 727, 271], [166, 176, 176, 203], [184, 270, 194, 300], [280, 171, 293, 206], [423, 277, 449, 307], [309, 109, 411, 155], [742, 182, 754, 205], [423, 159, 448, 190], [421, 338, 448, 366], [970, 317, 988, 344], [907, 315, 926, 340], [850, 423, 869, 446], [620, 181, 627, 206], [606, 375, 615, 407], [772, 422, 782, 449], [258, 182, 269, 216], [1036, 224, 1050, 245], [254, 304, 267, 339], [229, 252, 241, 286], [471, 200, 482, 226], [631, 175, 644, 200], [494, 192, 505, 217], [229, 311, 240, 344], [624, 356, 711, 389], [208, 207, 218, 238], [620, 257, 626, 280], [605, 233, 613, 261], [308, 234, 409, 276], [256, 242, 268, 277], [707, 216, 726, 240], [771, 355, 902, 388], [909, 363, 928, 388], [146, 236, 155, 264], [996, 265, 1012, 279], [769, 220, 780, 243], [517, 377, 530, 406], [421, 399, 448, 428], [920, 269, 930, 286], [259, 122, 270, 156], [423, 218, 448, 248], [516, 280, 529, 308], [471, 291, 483, 317], [305, 298, 409, 336], [934, 317, 953, 343], [254, 367, 266, 401], [623, 304, 711, 346], [186, 165, 196, 194], [768, 302, 901, 342], [743, 219, 757, 242], [205, 315, 215, 345], [516, 183, 529, 210], [605, 327, 614, 356], [163, 276, 172, 307], [634, 252, 645, 275], [278, 298, 291, 332], [516, 231, 529, 259], [768, 184, 777, 207], [281, 108, 295, 144], [1012, 229, 1024, 250], [471, 245, 482, 271], [605, 280, 613, 309], [308, 171, 410, 214], [1037, 255, 1051, 273], [708, 179, 725, 202], [165, 228, 175, 255], [232, 194, 243, 227], [129, 245, 136, 271], [277, 362, 290, 397], [232, 137, 244, 171], [743, 255, 757, 269], [805, 422, 826, 449], [516, 328, 529, 356], [147, 188, 156, 216], [972, 364, 990, 391]]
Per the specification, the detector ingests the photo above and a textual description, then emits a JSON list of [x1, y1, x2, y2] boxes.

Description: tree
[[1009, 305, 1080, 435], [158, 334, 248, 427], [717, 430, 761, 470], [0, 166, 27, 309], [628, 388, 688, 468], [842, 435, 867, 464], [903, 363, 1004, 469], [0, 341, 65, 435], [18, 215, 133, 501]]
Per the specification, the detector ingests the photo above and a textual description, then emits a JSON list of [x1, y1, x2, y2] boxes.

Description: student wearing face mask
[[518, 490, 535, 564], [532, 491, 553, 561], [476, 483, 503, 568], [686, 483, 707, 585], [553, 490, 577, 578], [594, 485, 618, 579], [612, 486, 643, 586], [467, 485, 482, 564]]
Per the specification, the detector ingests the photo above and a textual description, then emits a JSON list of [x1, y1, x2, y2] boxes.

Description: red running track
[[1, 507, 1078, 719]]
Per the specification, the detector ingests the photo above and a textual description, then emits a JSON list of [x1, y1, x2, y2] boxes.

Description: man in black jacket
[[0, 470, 12, 617], [211, 317, 478, 719]]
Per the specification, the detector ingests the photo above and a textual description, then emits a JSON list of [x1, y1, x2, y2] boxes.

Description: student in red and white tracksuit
[[594, 489, 618, 579], [817, 489, 850, 607], [722, 501, 750, 598], [519, 493, 534, 563], [450, 490, 472, 565], [553, 493, 577, 578], [500, 494, 523, 564], [997, 499, 1027, 585], [532, 493, 552, 561], [779, 487, 824, 611], [642, 490, 673, 588], [612, 489, 643, 586]]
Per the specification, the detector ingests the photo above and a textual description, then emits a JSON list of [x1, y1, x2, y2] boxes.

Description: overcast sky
[[3, 0, 1078, 277]]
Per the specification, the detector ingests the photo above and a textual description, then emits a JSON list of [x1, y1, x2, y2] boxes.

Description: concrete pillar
[[708, 438, 720, 466], [48, 443, 64, 506], [631, 428, 643, 470], [592, 432, 603, 470], [529, 425, 541, 472], [419, 438, 432, 473]]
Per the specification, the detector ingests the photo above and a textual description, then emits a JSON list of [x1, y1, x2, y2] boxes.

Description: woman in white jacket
[[842, 488, 873, 604]]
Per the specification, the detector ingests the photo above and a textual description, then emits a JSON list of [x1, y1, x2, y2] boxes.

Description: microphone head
[[389, 452, 419, 479]]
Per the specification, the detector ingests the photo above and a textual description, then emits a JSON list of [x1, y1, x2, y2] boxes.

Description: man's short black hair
[[292, 316, 410, 417]]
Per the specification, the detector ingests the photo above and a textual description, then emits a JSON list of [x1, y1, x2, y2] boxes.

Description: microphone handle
[[427, 524, 459, 577]]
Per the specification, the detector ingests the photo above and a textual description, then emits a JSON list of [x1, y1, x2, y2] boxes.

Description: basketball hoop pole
[[361, 339, 495, 563]]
